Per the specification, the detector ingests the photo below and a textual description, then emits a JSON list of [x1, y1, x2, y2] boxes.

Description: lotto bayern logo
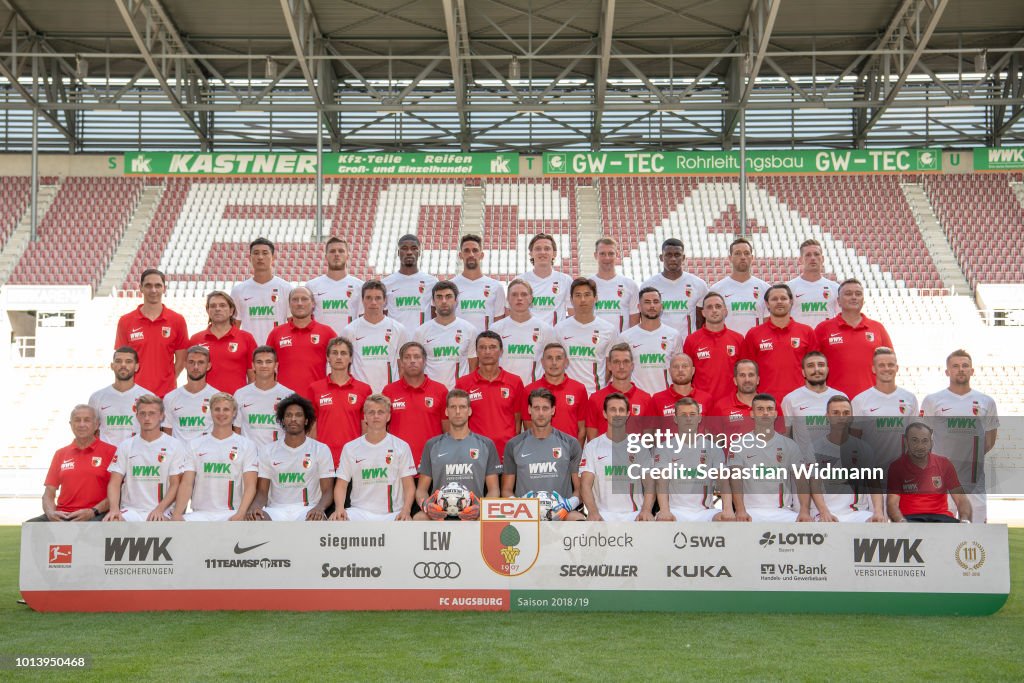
[[479, 498, 540, 577]]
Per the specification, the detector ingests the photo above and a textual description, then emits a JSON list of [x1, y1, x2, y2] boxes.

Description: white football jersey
[[162, 384, 220, 442], [732, 431, 806, 510], [921, 388, 999, 485], [787, 276, 839, 328], [490, 315, 558, 386], [709, 275, 770, 336], [579, 434, 651, 516], [851, 386, 919, 465], [89, 383, 154, 446], [640, 272, 708, 338], [451, 274, 507, 331], [233, 382, 295, 445], [258, 437, 334, 507], [554, 315, 616, 394], [591, 273, 639, 333], [341, 315, 410, 392], [413, 317, 479, 389], [781, 385, 847, 460], [382, 271, 437, 330], [518, 269, 573, 325], [307, 274, 364, 335], [810, 433, 878, 514], [183, 432, 259, 513], [652, 440, 724, 512], [616, 323, 680, 394], [337, 434, 417, 514], [109, 433, 186, 513], [231, 276, 293, 345]]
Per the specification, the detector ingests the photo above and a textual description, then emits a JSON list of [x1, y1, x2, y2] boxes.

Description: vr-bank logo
[[673, 532, 726, 550], [103, 536, 174, 575]]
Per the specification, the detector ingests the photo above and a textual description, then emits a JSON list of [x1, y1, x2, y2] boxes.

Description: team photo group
[[37, 231, 999, 527]]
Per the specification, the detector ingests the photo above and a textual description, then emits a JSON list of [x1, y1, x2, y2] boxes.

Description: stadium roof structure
[[2, 0, 1024, 151]]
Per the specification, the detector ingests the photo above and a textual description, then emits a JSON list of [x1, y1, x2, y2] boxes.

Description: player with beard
[[650, 352, 713, 419], [617, 286, 680, 394], [162, 345, 220, 442], [451, 234, 506, 330], [189, 290, 257, 395], [413, 281, 479, 389], [640, 238, 708, 339], [308, 237, 364, 335], [781, 351, 846, 460], [89, 346, 155, 446], [233, 346, 294, 445], [710, 237, 770, 335]]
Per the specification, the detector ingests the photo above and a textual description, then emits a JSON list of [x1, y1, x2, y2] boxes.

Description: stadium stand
[[0, 176, 30, 247]]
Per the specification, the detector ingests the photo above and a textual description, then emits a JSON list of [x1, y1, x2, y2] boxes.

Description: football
[[437, 482, 474, 518], [524, 490, 557, 520]]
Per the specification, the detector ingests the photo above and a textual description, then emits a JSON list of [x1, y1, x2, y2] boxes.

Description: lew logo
[[480, 498, 540, 577]]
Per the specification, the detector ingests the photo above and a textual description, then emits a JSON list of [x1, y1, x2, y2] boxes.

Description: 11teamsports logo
[[479, 498, 540, 577]]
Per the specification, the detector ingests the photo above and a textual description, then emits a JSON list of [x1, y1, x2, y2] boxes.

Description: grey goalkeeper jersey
[[503, 428, 582, 498], [419, 432, 502, 498]]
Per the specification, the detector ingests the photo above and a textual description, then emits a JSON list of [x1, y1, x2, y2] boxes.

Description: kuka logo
[[479, 498, 540, 577]]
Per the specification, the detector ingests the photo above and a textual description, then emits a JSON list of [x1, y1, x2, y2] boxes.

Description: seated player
[[31, 405, 115, 522], [414, 389, 501, 520], [331, 395, 417, 521], [173, 393, 259, 521], [808, 395, 885, 522], [653, 397, 724, 522], [105, 395, 186, 522], [247, 394, 334, 521], [579, 393, 656, 522], [501, 388, 584, 521], [719, 393, 808, 523], [887, 422, 972, 523]]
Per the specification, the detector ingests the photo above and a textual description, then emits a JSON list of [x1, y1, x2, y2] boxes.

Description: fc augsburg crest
[[480, 498, 540, 577]]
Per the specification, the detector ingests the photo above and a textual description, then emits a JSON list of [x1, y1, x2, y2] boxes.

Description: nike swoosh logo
[[438, 452, 449, 458], [723, 294, 733, 298], [795, 293, 805, 298], [426, 338, 437, 343], [243, 297, 254, 301], [521, 453, 531, 459], [355, 336, 366, 340], [799, 406, 808, 411], [563, 336, 574, 340], [597, 455, 608, 461], [234, 541, 268, 554], [243, 403, 255, 408], [101, 405, 112, 410], [272, 461, 283, 466], [355, 459, 366, 463], [869, 407, 879, 412], [938, 407, 951, 413]]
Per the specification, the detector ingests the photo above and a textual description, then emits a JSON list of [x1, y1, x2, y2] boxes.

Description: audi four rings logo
[[413, 562, 462, 579]]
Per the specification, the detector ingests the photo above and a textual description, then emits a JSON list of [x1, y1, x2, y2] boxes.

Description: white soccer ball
[[524, 490, 557, 520], [438, 482, 472, 518]]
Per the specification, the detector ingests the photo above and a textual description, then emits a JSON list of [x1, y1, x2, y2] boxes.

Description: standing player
[[653, 397, 724, 522], [331, 395, 417, 521], [640, 238, 708, 339], [265, 286, 334, 402], [781, 351, 846, 460], [813, 278, 893, 398], [650, 352, 713, 419], [383, 234, 437, 330], [741, 284, 817, 401], [173, 393, 258, 521], [162, 345, 220, 443], [590, 237, 639, 332], [523, 343, 588, 445], [308, 337, 372, 467], [851, 348, 918, 466], [89, 347, 154, 446], [502, 388, 584, 518], [115, 268, 188, 397], [233, 346, 293, 445], [683, 292, 744, 406], [189, 290, 257, 395], [105, 395, 186, 522], [490, 278, 557, 385], [788, 238, 839, 328], [579, 393, 655, 521], [554, 277, 616, 394], [231, 237, 292, 345], [921, 349, 999, 523], [586, 343, 653, 439], [455, 331, 524, 461], [618, 287, 680, 395], [308, 237, 364, 336], [809, 395, 885, 523], [414, 389, 501, 520], [710, 237, 770, 335], [382, 341, 449, 467], [517, 233, 573, 325], [887, 423, 972, 523], [451, 234, 506, 331], [413, 281, 479, 389], [247, 394, 334, 521], [342, 279, 410, 392], [33, 406, 114, 522], [722, 394, 809, 523]]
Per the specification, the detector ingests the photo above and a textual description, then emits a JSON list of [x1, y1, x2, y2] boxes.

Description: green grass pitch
[[1, 526, 1022, 681]]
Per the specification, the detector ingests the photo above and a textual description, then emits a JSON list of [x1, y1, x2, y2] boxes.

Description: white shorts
[[263, 504, 317, 521], [592, 509, 638, 522], [345, 507, 400, 521], [746, 507, 798, 523], [185, 509, 236, 522], [820, 508, 873, 523], [120, 508, 172, 522], [669, 507, 719, 522]]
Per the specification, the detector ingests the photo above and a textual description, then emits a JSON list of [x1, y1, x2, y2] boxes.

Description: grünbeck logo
[[413, 562, 462, 579], [759, 531, 826, 548], [673, 532, 725, 550], [666, 565, 731, 578]]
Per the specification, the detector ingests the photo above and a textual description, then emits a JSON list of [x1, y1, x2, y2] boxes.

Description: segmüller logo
[[47, 544, 73, 569], [205, 540, 290, 569]]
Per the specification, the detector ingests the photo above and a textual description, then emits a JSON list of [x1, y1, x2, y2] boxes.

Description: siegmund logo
[[205, 541, 290, 569], [104, 537, 174, 575]]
